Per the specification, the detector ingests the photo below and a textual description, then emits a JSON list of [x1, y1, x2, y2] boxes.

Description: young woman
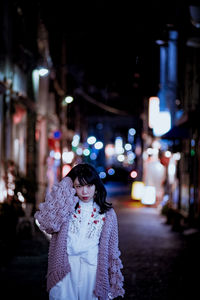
[[35, 163, 125, 300]]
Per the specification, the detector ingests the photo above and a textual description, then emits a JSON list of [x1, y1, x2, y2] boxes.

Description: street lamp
[[62, 95, 74, 106], [38, 67, 49, 77], [65, 96, 74, 103]]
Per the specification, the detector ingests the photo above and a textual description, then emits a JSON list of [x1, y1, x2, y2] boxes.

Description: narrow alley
[[1, 184, 200, 300]]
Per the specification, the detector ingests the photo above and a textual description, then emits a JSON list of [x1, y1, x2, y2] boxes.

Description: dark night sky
[[35, 1, 193, 115]]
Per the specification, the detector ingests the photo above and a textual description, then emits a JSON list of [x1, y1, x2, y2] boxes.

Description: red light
[[130, 170, 137, 179]]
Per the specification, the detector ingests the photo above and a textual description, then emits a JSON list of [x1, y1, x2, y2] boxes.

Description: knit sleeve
[[34, 176, 78, 234], [108, 210, 125, 298]]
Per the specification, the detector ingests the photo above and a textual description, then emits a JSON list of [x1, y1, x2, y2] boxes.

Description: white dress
[[49, 199, 106, 300]]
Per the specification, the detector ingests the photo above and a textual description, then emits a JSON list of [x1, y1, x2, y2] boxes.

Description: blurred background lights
[[152, 140, 161, 149], [142, 151, 148, 160], [8, 189, 14, 196], [64, 95, 74, 103], [72, 139, 79, 147], [165, 150, 171, 158], [147, 147, 158, 156], [99, 171, 106, 179], [128, 128, 136, 136], [83, 149, 90, 156], [105, 144, 115, 157], [191, 149, 195, 156], [168, 163, 176, 184], [146, 148, 154, 155], [73, 134, 80, 141], [72, 134, 80, 147], [38, 67, 49, 77], [17, 192, 25, 202], [32, 69, 39, 92], [168, 163, 176, 176], [76, 147, 83, 155], [50, 150, 55, 157], [130, 170, 138, 179], [94, 141, 103, 150], [107, 168, 115, 175], [62, 151, 74, 163], [117, 154, 125, 162], [155, 162, 165, 172], [0, 179, 7, 202], [115, 137, 124, 154], [153, 111, 171, 137], [173, 152, 181, 160], [53, 130, 61, 139], [87, 136, 97, 145], [148, 97, 160, 128], [125, 143, 132, 151], [141, 186, 156, 205], [62, 164, 72, 177], [90, 152, 97, 160], [131, 181, 144, 200], [127, 151, 135, 160], [54, 151, 61, 160]]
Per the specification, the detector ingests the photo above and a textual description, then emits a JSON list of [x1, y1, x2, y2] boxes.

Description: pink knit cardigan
[[34, 176, 125, 299]]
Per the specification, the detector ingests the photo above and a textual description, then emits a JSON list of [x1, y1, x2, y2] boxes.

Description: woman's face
[[73, 177, 96, 203]]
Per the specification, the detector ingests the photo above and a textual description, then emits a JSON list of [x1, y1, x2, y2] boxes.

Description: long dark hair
[[67, 163, 112, 214]]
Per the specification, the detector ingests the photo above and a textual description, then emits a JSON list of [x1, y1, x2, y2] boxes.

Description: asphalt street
[[1, 182, 200, 300]]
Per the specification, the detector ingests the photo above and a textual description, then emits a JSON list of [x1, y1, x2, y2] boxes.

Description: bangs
[[77, 170, 96, 186]]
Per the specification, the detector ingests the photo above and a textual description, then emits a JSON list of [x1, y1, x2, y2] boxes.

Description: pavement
[[1, 182, 200, 300], [0, 226, 49, 300]]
